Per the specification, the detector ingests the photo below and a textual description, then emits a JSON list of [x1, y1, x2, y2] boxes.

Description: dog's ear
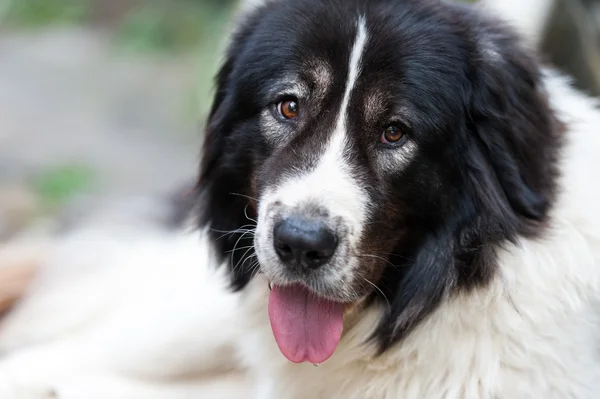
[[196, 16, 265, 291], [375, 228, 457, 351], [375, 14, 564, 352], [467, 19, 562, 226]]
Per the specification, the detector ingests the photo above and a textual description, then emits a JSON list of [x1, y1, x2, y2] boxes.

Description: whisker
[[210, 227, 254, 234], [249, 260, 262, 277], [216, 230, 255, 241], [212, 225, 256, 240], [226, 245, 255, 254], [354, 253, 398, 268], [230, 229, 256, 270], [229, 192, 259, 202], [210, 228, 252, 235], [231, 229, 255, 251], [360, 275, 391, 314], [233, 245, 256, 272], [243, 204, 258, 224]]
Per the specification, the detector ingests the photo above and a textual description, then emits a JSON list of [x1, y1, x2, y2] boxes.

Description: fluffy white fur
[[479, 0, 554, 47], [0, 225, 249, 398]]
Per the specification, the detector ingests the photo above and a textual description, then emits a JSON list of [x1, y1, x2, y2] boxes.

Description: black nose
[[273, 217, 338, 270]]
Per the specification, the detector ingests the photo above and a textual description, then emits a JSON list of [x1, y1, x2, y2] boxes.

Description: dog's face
[[198, 0, 561, 358]]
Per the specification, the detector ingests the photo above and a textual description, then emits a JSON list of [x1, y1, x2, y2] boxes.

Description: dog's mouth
[[268, 282, 345, 364], [256, 199, 371, 364]]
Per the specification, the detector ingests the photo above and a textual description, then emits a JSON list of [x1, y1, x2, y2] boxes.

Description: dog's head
[[197, 0, 562, 363]]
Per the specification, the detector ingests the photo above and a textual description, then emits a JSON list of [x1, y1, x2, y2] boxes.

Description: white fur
[[377, 139, 417, 171], [0, 226, 249, 398], [339, 16, 368, 128], [479, 0, 554, 47], [237, 0, 274, 13]]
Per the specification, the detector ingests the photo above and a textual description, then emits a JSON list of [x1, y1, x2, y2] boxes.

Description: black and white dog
[[196, 0, 600, 397], [1, 0, 600, 398]]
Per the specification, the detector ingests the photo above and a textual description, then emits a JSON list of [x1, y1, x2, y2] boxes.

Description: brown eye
[[278, 99, 299, 119], [381, 125, 404, 144]]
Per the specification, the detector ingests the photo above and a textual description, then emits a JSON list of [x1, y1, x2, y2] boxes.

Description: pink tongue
[[268, 284, 344, 364]]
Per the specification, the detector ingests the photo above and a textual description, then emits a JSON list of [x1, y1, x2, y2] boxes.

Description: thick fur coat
[[0, 1, 599, 398]]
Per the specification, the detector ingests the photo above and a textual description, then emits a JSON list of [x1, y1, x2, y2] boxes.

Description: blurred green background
[[1, 0, 238, 114], [2, 0, 236, 52], [0, 0, 241, 236]]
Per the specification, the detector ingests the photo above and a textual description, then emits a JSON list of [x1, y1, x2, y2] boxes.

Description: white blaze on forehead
[[338, 16, 369, 136], [314, 14, 369, 180], [322, 16, 369, 169], [259, 17, 371, 245]]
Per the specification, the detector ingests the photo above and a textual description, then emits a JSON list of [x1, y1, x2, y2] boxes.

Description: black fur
[[196, 0, 563, 351]]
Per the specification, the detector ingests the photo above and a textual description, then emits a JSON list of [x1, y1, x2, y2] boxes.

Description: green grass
[[33, 164, 96, 207]]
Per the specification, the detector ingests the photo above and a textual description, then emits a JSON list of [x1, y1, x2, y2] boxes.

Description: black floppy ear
[[375, 15, 564, 352], [196, 16, 265, 290], [375, 229, 457, 351], [467, 22, 562, 225]]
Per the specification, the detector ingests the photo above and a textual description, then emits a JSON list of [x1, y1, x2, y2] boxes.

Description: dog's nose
[[273, 217, 338, 270]]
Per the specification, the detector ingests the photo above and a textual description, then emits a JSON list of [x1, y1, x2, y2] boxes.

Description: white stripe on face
[[337, 15, 369, 137], [257, 17, 371, 274]]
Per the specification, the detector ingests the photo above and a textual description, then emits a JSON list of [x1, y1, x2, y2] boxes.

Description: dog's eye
[[277, 99, 299, 120], [381, 125, 404, 144]]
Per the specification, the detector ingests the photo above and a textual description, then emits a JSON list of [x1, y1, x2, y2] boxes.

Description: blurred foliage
[[33, 164, 96, 207], [3, 0, 91, 27], [3, 0, 236, 54], [115, 2, 234, 53], [3, 0, 237, 119]]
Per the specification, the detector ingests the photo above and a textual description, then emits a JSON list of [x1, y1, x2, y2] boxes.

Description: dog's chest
[[237, 273, 600, 399], [236, 278, 493, 399]]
